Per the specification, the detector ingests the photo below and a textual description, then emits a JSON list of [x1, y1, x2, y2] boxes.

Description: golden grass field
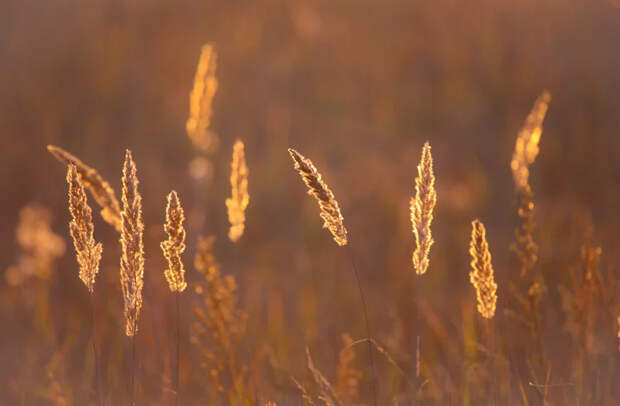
[[1, 1, 619, 405]]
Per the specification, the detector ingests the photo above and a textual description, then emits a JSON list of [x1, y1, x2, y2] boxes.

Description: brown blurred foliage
[[1, 0, 619, 404]]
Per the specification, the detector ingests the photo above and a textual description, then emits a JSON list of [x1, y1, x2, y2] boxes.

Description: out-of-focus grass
[[1, 0, 619, 404]]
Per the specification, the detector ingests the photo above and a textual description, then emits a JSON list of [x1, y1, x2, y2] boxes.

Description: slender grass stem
[[412, 274, 421, 406], [174, 292, 181, 406], [90, 294, 103, 406], [346, 244, 378, 406], [486, 317, 498, 406], [130, 327, 136, 406]]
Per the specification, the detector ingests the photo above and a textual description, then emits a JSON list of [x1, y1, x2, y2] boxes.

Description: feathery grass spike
[[161, 191, 187, 292], [67, 165, 102, 293], [410, 142, 437, 275], [120, 150, 145, 336], [288, 148, 348, 246], [226, 140, 250, 242], [186, 43, 218, 152], [469, 219, 498, 319], [48, 145, 122, 231], [511, 91, 551, 191]]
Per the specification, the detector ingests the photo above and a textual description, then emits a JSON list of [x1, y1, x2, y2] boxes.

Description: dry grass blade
[[410, 141, 437, 275], [345, 337, 406, 376], [305, 347, 343, 406], [120, 150, 145, 336], [66, 165, 102, 293], [336, 334, 361, 403], [226, 140, 250, 242], [48, 145, 121, 231], [469, 219, 498, 319], [288, 148, 347, 246], [292, 376, 318, 406], [186, 43, 219, 152], [161, 191, 187, 292], [510, 91, 551, 191]]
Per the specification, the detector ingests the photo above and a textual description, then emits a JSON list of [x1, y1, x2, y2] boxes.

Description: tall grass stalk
[[346, 244, 378, 406], [174, 292, 181, 406], [90, 294, 103, 406], [412, 274, 421, 406]]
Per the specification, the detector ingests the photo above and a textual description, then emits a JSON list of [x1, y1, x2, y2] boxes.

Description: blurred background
[[1, 0, 619, 405]]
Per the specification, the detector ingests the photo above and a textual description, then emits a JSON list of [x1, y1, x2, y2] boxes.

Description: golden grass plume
[[225, 140, 250, 242], [67, 165, 103, 293], [410, 141, 437, 275], [288, 148, 348, 246], [48, 145, 122, 231], [510, 91, 551, 191], [469, 219, 498, 319], [186, 43, 219, 152], [161, 190, 187, 293], [120, 150, 145, 336]]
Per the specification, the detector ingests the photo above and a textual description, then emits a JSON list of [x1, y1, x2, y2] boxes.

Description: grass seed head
[[288, 148, 348, 246], [48, 145, 122, 231], [469, 219, 498, 319], [226, 140, 250, 242], [410, 141, 437, 275], [67, 165, 102, 293], [161, 190, 187, 292], [120, 149, 145, 336]]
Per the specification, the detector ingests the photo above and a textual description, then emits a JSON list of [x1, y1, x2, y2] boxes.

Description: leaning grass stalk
[[288, 148, 376, 405], [346, 244, 378, 406], [50, 145, 122, 231]]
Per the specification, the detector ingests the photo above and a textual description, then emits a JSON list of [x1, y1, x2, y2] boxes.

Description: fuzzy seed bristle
[[67, 165, 102, 293], [161, 191, 187, 292], [48, 145, 122, 231], [410, 142, 437, 275], [288, 148, 348, 246], [225, 140, 250, 242], [469, 219, 498, 319], [120, 150, 145, 336]]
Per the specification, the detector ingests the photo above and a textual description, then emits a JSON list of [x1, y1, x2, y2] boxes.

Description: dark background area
[[1, 0, 619, 404]]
